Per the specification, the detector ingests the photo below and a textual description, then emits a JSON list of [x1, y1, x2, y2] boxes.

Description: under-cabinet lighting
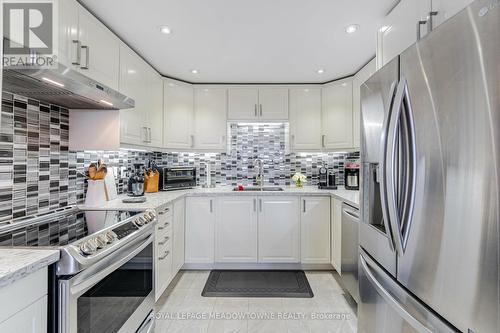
[[42, 77, 64, 87], [100, 100, 113, 107]]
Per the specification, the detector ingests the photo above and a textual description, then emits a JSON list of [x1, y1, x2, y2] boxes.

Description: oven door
[[59, 233, 154, 333]]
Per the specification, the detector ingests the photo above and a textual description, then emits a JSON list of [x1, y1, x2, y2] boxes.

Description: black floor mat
[[201, 270, 314, 298]]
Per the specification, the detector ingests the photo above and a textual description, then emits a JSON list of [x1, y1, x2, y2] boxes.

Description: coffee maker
[[127, 163, 145, 197], [344, 163, 360, 190], [318, 166, 338, 190]]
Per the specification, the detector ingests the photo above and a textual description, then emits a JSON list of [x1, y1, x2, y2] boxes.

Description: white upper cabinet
[[76, 4, 120, 90], [228, 87, 288, 121], [289, 88, 322, 151], [353, 59, 376, 148], [258, 88, 289, 120], [193, 88, 227, 151], [163, 80, 194, 149], [377, 0, 431, 68], [228, 88, 259, 120], [301, 196, 331, 264], [119, 44, 149, 146], [322, 79, 354, 150], [258, 197, 300, 263], [216, 197, 258, 263], [57, 0, 79, 69], [431, 0, 474, 28], [146, 71, 164, 148]]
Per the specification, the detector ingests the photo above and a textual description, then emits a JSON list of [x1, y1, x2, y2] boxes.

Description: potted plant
[[291, 172, 307, 188]]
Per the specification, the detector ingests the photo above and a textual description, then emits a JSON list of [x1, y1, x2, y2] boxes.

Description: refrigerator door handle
[[379, 81, 398, 252], [359, 250, 457, 333], [386, 78, 417, 255]]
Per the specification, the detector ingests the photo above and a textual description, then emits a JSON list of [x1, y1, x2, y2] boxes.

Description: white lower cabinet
[[0, 268, 48, 333], [301, 196, 331, 264], [258, 197, 300, 263], [0, 296, 47, 333], [155, 204, 173, 301], [173, 199, 185, 274], [216, 197, 258, 263], [331, 198, 343, 273], [185, 197, 216, 264]]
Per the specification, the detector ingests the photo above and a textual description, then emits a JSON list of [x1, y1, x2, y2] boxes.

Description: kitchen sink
[[233, 186, 284, 192]]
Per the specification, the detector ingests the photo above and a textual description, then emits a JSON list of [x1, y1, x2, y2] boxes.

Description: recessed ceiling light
[[345, 24, 359, 34], [317, 69, 325, 74], [159, 26, 171, 34], [191, 69, 199, 74]]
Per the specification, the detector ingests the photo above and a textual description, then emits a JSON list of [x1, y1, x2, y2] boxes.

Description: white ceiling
[[80, 0, 395, 83]]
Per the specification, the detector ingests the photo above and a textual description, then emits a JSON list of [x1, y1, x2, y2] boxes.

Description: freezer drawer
[[358, 248, 458, 333]]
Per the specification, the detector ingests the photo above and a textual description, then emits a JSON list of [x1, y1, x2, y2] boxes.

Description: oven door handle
[[68, 233, 154, 295]]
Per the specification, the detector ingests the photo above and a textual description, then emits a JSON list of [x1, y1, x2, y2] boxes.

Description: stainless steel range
[[0, 207, 157, 333]]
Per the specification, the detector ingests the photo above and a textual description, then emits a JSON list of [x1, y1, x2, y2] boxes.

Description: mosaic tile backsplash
[[0, 92, 359, 226]]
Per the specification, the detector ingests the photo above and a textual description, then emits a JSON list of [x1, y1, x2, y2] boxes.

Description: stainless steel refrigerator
[[359, 1, 499, 332]]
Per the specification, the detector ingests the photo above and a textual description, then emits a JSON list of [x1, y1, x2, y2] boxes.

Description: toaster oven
[[159, 167, 197, 190]]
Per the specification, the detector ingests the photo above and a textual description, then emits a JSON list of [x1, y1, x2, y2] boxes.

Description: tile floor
[[154, 270, 357, 333]]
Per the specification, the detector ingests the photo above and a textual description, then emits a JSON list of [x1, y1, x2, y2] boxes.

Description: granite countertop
[[0, 249, 60, 288], [79, 186, 359, 211]]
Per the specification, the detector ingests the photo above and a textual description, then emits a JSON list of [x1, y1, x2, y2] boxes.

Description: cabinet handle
[[158, 236, 170, 246], [427, 11, 438, 33], [254, 104, 258, 117], [210, 199, 213, 213], [81, 45, 89, 69], [259, 199, 262, 212], [291, 134, 295, 148], [322, 135, 326, 148], [158, 251, 170, 260], [148, 128, 152, 143], [72, 40, 81, 65], [253, 198, 256, 212], [190, 135, 195, 148], [158, 207, 169, 215], [303, 199, 306, 213], [259, 104, 263, 116], [416, 20, 428, 41]]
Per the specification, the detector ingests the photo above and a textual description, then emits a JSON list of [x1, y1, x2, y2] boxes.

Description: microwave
[[159, 166, 197, 190]]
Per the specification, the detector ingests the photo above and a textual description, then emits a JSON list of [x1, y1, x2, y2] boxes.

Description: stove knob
[[142, 214, 151, 223], [95, 235, 108, 249], [134, 218, 145, 227], [106, 231, 118, 243], [148, 212, 156, 221], [79, 239, 98, 256]]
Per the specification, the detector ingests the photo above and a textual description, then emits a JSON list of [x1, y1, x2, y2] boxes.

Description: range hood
[[2, 63, 134, 110]]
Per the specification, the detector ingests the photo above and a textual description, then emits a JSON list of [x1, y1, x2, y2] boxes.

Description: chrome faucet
[[253, 159, 264, 188]]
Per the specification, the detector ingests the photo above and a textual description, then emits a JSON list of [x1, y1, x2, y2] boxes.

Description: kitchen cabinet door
[[0, 296, 47, 333], [289, 88, 322, 151], [193, 88, 227, 151], [228, 88, 259, 120], [163, 80, 194, 149], [432, 0, 473, 29], [353, 59, 376, 148], [322, 79, 354, 150], [258, 88, 289, 120], [216, 197, 258, 263], [173, 199, 185, 274], [145, 71, 163, 148], [57, 0, 79, 69], [77, 4, 120, 90], [377, 0, 431, 67], [331, 198, 342, 273], [119, 44, 148, 146], [301, 196, 331, 264], [185, 197, 216, 264], [258, 196, 300, 263]]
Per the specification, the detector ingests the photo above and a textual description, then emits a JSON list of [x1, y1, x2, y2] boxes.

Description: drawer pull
[[158, 222, 170, 230], [158, 251, 170, 260], [158, 236, 170, 246]]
